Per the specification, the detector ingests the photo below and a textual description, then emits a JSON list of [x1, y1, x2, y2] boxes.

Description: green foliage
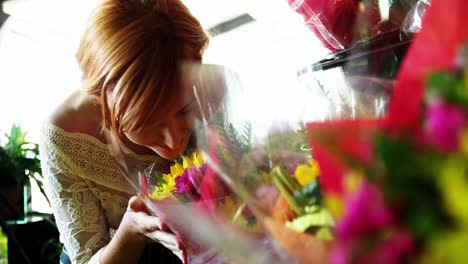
[[293, 180, 322, 208], [0, 124, 40, 187], [265, 123, 308, 154], [150, 172, 167, 188], [426, 70, 468, 105], [0, 124, 47, 204], [215, 112, 252, 168], [373, 134, 455, 242]]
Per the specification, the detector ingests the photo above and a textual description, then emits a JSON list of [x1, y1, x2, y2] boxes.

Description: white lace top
[[39, 124, 167, 264]]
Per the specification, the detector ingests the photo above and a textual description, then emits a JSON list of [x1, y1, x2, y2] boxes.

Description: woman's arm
[[40, 137, 113, 264], [40, 127, 185, 264]]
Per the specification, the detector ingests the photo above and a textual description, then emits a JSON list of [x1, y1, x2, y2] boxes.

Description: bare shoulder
[[48, 90, 104, 141]]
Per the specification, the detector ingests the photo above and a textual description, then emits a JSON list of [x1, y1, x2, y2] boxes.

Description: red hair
[[76, 0, 209, 136]]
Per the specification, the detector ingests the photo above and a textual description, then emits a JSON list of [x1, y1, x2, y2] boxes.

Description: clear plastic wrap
[[305, 0, 468, 263], [105, 63, 291, 264], [196, 121, 333, 263], [287, 0, 421, 51], [401, 0, 431, 35], [180, 61, 342, 263], [284, 0, 423, 122], [104, 0, 419, 258]]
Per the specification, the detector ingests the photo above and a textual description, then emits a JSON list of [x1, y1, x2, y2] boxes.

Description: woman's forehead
[[148, 85, 195, 119]]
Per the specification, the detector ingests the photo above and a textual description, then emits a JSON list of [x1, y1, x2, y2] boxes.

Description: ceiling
[[2, 0, 253, 35]]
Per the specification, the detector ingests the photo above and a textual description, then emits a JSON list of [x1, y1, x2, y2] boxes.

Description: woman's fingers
[[150, 231, 187, 263], [148, 230, 181, 247], [167, 245, 187, 264], [128, 196, 169, 231], [174, 250, 188, 264], [127, 195, 146, 212], [126, 196, 187, 263], [133, 211, 168, 232], [159, 241, 181, 252]]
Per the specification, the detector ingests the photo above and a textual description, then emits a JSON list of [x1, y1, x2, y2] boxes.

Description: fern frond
[[241, 122, 252, 152]]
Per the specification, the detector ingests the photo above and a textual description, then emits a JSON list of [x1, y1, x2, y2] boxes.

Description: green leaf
[[271, 167, 303, 215], [426, 70, 468, 105], [215, 112, 251, 165], [241, 122, 252, 152], [150, 173, 167, 187], [285, 208, 334, 233], [0, 124, 42, 190], [294, 180, 322, 207]]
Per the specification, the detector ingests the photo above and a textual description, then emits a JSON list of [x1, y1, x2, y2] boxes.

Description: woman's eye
[[177, 109, 189, 115], [177, 105, 195, 116]]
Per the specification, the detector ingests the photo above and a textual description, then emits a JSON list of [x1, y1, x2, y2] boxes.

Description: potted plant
[[0, 124, 45, 220]]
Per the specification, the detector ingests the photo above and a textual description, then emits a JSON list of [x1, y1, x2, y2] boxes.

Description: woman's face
[[120, 61, 225, 160], [123, 88, 199, 160]]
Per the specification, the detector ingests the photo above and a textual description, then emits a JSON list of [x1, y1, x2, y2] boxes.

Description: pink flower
[[174, 164, 207, 201], [334, 182, 392, 240], [331, 182, 414, 264], [376, 230, 414, 264], [426, 100, 465, 152]]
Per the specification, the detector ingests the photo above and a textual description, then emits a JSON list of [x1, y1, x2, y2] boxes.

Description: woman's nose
[[160, 122, 182, 149]]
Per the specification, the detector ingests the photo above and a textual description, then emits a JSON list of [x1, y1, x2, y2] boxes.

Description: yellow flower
[[182, 151, 205, 169], [324, 193, 344, 219], [182, 156, 193, 169], [345, 170, 363, 193], [191, 151, 205, 168], [216, 197, 251, 227], [419, 231, 468, 264], [218, 197, 242, 218], [147, 172, 177, 200], [429, 157, 468, 263], [163, 173, 176, 188], [439, 157, 468, 226], [149, 182, 176, 200], [170, 163, 185, 177], [148, 151, 206, 200], [294, 159, 319, 187], [461, 129, 468, 157]]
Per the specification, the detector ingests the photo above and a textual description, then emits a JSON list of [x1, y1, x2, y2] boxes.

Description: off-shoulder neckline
[[42, 123, 164, 161]]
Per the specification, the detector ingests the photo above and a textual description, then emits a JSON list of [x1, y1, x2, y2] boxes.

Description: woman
[[39, 0, 212, 263]]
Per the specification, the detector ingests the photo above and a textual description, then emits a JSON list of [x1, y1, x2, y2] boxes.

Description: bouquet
[[193, 102, 336, 263], [287, 0, 426, 51], [106, 63, 284, 264], [306, 0, 468, 262]]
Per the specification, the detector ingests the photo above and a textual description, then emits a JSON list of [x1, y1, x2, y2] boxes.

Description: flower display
[[306, 0, 468, 262], [104, 2, 468, 262], [195, 114, 334, 263], [148, 151, 205, 201]]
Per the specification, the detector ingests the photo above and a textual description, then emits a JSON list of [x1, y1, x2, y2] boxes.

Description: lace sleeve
[[40, 128, 110, 264]]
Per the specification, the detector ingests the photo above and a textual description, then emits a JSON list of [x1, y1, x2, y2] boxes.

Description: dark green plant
[[0, 124, 48, 205]]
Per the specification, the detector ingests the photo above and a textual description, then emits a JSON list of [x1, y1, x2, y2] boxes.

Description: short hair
[[76, 0, 209, 136]]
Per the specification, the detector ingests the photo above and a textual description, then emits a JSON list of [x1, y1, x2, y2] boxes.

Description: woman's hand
[[125, 195, 187, 263]]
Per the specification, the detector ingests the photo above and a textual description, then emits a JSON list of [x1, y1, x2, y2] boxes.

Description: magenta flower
[[425, 100, 466, 152], [376, 229, 413, 264], [174, 164, 207, 201], [331, 182, 414, 264], [174, 172, 195, 195], [334, 182, 392, 240]]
